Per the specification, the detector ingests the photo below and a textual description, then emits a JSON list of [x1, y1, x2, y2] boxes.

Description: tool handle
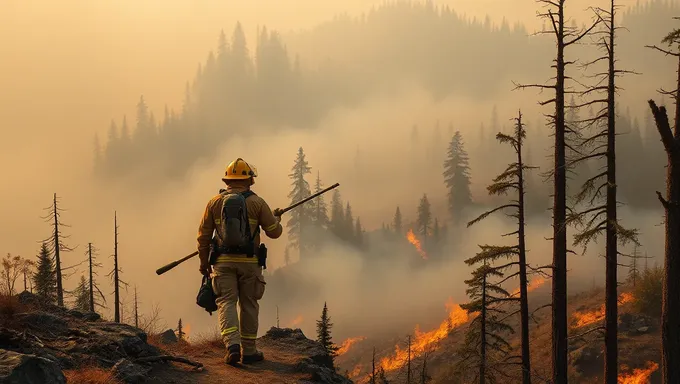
[[279, 183, 340, 215], [156, 251, 198, 275]]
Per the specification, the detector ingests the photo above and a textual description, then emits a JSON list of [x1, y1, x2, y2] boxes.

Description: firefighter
[[197, 158, 283, 365]]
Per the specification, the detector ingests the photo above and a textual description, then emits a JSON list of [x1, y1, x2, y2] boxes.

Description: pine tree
[[457, 262, 515, 384], [393, 207, 403, 236], [73, 276, 89, 311], [443, 131, 472, 225], [344, 203, 355, 242], [287, 147, 313, 260], [33, 242, 57, 304], [466, 111, 532, 383], [311, 171, 330, 229], [310, 172, 330, 251], [416, 194, 432, 246], [41, 193, 76, 307], [624, 245, 649, 287], [177, 318, 185, 341], [330, 190, 344, 239], [316, 302, 339, 367]]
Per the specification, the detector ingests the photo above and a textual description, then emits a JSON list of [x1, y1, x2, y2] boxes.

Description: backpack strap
[[239, 190, 260, 243]]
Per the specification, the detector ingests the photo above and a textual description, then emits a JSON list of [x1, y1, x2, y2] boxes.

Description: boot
[[242, 350, 264, 364], [225, 344, 241, 366]]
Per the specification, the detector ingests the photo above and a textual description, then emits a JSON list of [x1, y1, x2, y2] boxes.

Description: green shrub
[[633, 266, 663, 317]]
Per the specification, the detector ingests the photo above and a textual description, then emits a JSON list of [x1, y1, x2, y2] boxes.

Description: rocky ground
[[0, 291, 352, 383]]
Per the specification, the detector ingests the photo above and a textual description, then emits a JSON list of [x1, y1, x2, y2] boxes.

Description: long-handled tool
[[155, 182, 340, 275]]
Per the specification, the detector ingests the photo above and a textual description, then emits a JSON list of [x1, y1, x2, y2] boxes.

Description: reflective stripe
[[264, 223, 279, 232], [249, 219, 258, 225], [215, 256, 259, 264], [221, 326, 239, 336], [215, 219, 221, 225], [241, 333, 257, 340]]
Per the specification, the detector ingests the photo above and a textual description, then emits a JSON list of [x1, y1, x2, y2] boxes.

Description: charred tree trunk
[[649, 98, 680, 384], [114, 212, 120, 323], [517, 112, 532, 384], [480, 271, 487, 384], [552, 4, 569, 383], [88, 243, 94, 313], [53, 193, 64, 307], [134, 286, 139, 328], [372, 347, 376, 384], [604, 2, 618, 382]]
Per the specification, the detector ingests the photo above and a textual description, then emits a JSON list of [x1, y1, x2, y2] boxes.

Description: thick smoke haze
[[0, 0, 672, 345]]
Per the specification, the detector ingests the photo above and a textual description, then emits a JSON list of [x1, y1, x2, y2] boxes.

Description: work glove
[[199, 259, 212, 277], [273, 208, 283, 218]]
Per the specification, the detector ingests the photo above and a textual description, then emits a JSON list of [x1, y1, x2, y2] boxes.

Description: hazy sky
[[0, 0, 642, 152]]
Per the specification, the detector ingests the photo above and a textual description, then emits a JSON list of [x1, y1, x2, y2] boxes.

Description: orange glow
[[618, 361, 658, 383], [349, 364, 363, 379], [183, 323, 192, 339], [379, 298, 470, 372], [572, 292, 636, 328], [337, 336, 367, 356], [291, 315, 303, 327], [406, 229, 427, 260], [510, 277, 547, 297]]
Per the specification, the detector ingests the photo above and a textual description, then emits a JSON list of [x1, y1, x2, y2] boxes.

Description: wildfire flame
[[572, 292, 636, 328], [618, 361, 658, 383], [510, 277, 547, 297], [337, 336, 367, 356], [291, 315, 303, 327], [183, 323, 192, 340], [349, 364, 363, 378], [379, 298, 470, 372], [406, 229, 427, 260]]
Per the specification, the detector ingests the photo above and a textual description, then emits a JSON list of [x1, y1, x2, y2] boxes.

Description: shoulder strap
[[241, 190, 256, 199]]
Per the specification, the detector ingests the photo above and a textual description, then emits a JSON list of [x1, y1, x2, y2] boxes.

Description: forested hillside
[[94, 0, 677, 210]]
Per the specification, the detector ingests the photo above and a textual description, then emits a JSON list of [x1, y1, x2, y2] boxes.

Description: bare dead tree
[[41, 193, 77, 307], [1, 253, 24, 296], [134, 285, 139, 328], [513, 2, 599, 382], [646, 19, 680, 383], [108, 211, 127, 323], [138, 302, 164, 335], [86, 243, 106, 313], [566, 2, 639, 382], [20, 258, 35, 293]]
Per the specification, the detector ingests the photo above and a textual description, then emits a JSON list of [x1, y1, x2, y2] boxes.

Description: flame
[[337, 336, 367, 356], [510, 277, 547, 297], [291, 315, 303, 327], [406, 229, 427, 260], [183, 323, 192, 339], [572, 292, 636, 328], [618, 361, 658, 383], [349, 364, 363, 378], [379, 298, 470, 372]]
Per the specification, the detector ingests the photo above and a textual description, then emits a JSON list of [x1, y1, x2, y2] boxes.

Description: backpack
[[215, 190, 259, 256]]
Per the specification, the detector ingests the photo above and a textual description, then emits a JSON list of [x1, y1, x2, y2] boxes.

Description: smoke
[[0, 77, 667, 341]]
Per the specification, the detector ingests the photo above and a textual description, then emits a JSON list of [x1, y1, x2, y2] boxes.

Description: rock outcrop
[[0, 291, 190, 383], [260, 328, 352, 384]]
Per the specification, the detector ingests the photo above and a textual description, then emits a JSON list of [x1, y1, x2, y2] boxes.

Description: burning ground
[[334, 281, 661, 384]]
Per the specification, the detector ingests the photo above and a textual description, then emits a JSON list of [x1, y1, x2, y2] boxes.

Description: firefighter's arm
[[259, 200, 283, 239], [197, 197, 217, 266]]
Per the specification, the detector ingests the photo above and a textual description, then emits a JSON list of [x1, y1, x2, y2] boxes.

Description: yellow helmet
[[222, 158, 258, 182]]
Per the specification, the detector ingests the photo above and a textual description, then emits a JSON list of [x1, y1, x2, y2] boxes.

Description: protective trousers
[[212, 261, 266, 355]]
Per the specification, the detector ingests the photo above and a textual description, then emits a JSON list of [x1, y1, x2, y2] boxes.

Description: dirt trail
[[149, 328, 352, 384]]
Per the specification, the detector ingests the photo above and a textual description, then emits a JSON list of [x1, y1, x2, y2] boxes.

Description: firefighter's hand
[[273, 208, 283, 218], [199, 260, 212, 277]]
